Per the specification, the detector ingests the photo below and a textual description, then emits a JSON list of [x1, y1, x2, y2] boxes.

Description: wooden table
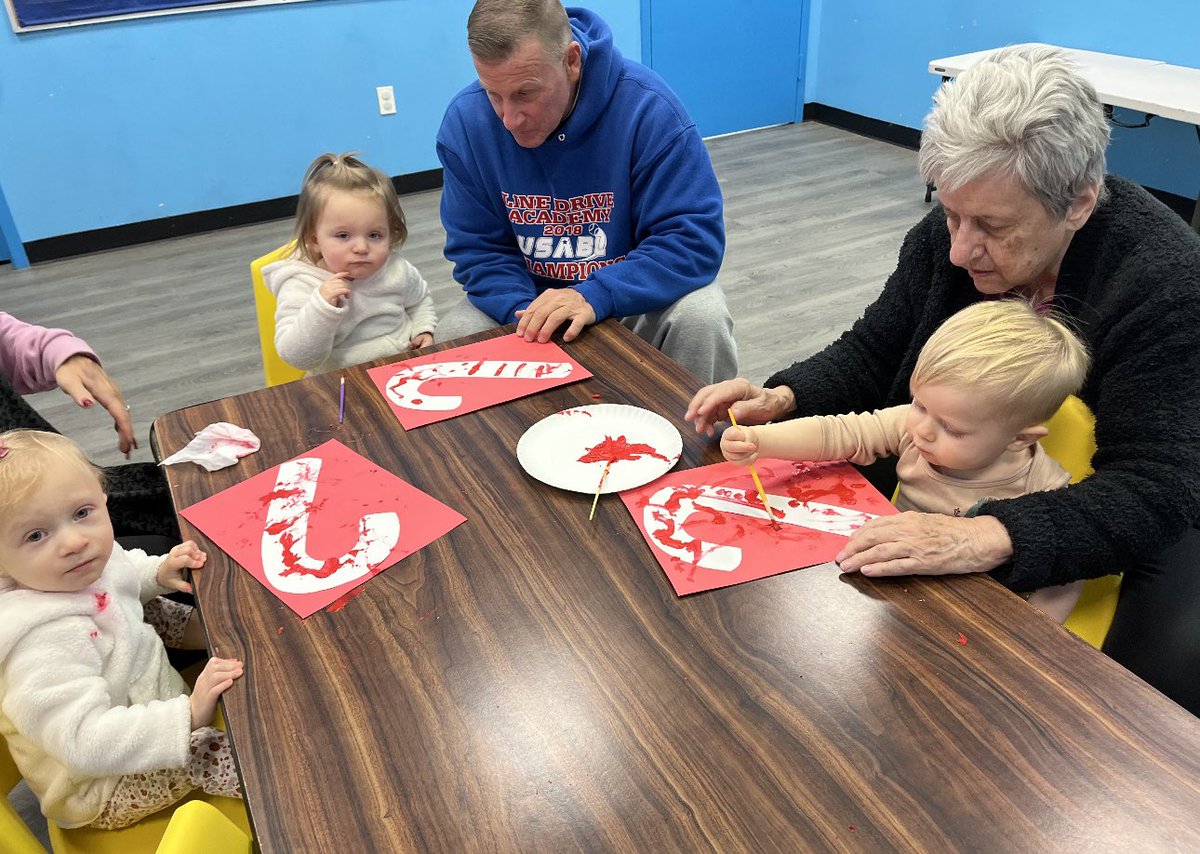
[[154, 320, 1200, 852]]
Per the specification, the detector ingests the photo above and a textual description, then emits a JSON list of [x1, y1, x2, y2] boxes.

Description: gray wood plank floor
[[2, 120, 927, 843], [1, 122, 928, 471]]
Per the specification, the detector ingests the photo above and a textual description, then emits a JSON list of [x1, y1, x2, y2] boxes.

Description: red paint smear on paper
[[786, 478, 859, 507], [257, 487, 305, 507], [956, 632, 968, 645], [94, 592, 109, 613], [327, 586, 366, 613], [467, 360, 484, 376], [412, 398, 423, 406], [277, 530, 363, 579]]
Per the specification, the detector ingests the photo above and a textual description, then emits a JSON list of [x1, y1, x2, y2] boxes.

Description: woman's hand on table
[[54, 354, 136, 456], [836, 512, 1013, 577], [685, 379, 796, 436]]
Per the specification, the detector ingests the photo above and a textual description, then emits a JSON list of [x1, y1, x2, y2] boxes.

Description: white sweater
[[0, 545, 190, 827], [264, 252, 439, 375]]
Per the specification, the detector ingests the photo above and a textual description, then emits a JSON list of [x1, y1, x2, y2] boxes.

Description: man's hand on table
[[684, 378, 796, 436], [836, 512, 1013, 578], [515, 288, 596, 343], [54, 354, 136, 456]]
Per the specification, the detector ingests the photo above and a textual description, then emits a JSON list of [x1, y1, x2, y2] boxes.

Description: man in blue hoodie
[[435, 1, 738, 385]]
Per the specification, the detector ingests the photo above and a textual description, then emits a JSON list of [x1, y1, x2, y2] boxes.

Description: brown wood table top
[[153, 320, 1200, 852]]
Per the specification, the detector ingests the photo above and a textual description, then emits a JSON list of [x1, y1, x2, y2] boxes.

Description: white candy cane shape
[[261, 457, 400, 594], [385, 360, 573, 410], [644, 483, 877, 572]]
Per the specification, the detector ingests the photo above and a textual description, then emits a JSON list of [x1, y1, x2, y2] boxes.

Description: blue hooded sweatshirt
[[436, 7, 725, 325]]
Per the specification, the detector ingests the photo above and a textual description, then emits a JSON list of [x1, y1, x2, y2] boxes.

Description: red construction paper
[[620, 459, 897, 596], [367, 334, 592, 429], [180, 439, 466, 618]]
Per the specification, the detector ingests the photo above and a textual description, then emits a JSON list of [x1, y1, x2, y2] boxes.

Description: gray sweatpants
[[434, 281, 738, 385]]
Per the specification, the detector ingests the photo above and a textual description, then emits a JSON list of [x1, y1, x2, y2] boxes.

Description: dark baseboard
[[5, 115, 1195, 267], [19, 168, 443, 265], [802, 101, 1196, 223], [803, 103, 921, 150]]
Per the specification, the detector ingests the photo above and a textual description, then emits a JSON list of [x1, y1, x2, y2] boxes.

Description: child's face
[[0, 457, 114, 593], [905, 382, 1028, 477], [309, 190, 391, 281]]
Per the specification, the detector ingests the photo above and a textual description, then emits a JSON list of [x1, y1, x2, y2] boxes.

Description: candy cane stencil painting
[[367, 334, 592, 428], [259, 457, 399, 595], [621, 459, 897, 595], [181, 439, 466, 617]]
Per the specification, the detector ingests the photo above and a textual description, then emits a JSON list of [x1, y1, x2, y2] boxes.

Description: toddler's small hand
[[189, 657, 244, 730], [720, 425, 758, 465], [410, 332, 433, 350], [318, 272, 352, 307], [157, 541, 207, 594]]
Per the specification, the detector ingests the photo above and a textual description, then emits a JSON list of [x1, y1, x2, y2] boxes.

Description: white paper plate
[[517, 404, 683, 494]]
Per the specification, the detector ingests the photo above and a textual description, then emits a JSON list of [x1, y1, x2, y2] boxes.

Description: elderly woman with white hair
[[686, 45, 1200, 714]]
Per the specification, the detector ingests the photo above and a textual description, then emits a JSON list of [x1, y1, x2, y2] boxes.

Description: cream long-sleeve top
[[264, 252, 439, 375], [813, 405, 1070, 517], [0, 544, 190, 828]]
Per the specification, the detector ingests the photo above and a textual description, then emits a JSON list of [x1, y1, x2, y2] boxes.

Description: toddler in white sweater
[[265, 152, 439, 375], [0, 430, 243, 829]]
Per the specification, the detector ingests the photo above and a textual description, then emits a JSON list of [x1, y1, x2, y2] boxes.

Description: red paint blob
[[956, 632, 968, 645], [94, 592, 109, 613], [578, 435, 670, 465]]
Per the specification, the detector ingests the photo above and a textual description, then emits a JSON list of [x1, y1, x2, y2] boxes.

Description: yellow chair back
[[1038, 395, 1121, 649], [251, 242, 306, 387], [1, 741, 46, 853]]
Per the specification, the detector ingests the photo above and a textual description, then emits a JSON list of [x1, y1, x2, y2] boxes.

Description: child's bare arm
[[189, 657, 245, 730], [721, 417, 827, 466]]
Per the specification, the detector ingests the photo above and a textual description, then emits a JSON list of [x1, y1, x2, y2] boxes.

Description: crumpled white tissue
[[160, 422, 261, 471]]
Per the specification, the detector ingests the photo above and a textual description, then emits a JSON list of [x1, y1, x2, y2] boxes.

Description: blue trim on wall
[[0, 182, 29, 268]]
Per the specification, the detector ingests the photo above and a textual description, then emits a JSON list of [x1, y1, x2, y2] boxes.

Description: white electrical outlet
[[376, 85, 397, 116]]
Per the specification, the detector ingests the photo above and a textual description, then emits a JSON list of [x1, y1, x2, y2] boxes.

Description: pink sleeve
[[0, 312, 98, 395]]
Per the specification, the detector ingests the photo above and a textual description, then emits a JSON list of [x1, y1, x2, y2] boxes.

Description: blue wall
[[0, 0, 640, 246], [1, 0, 1196, 254], [806, 0, 1200, 201]]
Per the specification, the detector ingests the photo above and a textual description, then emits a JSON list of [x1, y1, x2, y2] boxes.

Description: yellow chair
[[1, 740, 44, 853], [1038, 395, 1122, 649], [251, 242, 306, 387], [155, 801, 251, 854], [3, 733, 251, 853]]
